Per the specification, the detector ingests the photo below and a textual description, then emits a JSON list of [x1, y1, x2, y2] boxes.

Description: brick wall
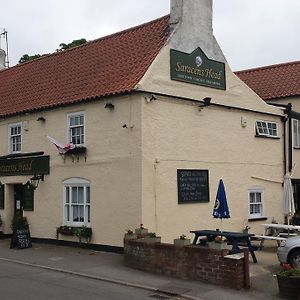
[[124, 239, 249, 290]]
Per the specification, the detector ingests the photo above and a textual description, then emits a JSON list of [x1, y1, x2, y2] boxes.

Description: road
[[0, 260, 174, 300]]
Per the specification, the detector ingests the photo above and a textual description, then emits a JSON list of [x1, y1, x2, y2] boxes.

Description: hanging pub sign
[[170, 48, 226, 90], [0, 155, 49, 176], [177, 169, 209, 203], [0, 182, 4, 209]]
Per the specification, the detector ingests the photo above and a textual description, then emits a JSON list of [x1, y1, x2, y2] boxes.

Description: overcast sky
[[1, 0, 299, 71]]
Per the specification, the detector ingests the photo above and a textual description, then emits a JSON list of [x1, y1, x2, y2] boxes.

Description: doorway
[[14, 184, 23, 216]]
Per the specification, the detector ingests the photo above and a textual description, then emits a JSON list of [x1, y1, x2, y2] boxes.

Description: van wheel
[[288, 249, 300, 268]]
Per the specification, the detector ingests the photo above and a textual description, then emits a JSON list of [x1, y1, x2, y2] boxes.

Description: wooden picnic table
[[190, 229, 257, 263]]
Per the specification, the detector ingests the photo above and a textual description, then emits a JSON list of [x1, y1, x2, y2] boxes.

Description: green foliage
[[148, 232, 157, 238], [74, 226, 92, 245], [18, 38, 87, 64], [57, 38, 87, 51], [11, 215, 28, 230], [18, 54, 44, 64], [278, 268, 300, 277], [180, 234, 187, 240]]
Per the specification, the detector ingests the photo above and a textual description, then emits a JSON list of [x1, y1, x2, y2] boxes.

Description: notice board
[[177, 169, 209, 203]]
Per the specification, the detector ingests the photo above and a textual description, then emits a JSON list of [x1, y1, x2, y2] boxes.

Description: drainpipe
[[285, 103, 293, 172]]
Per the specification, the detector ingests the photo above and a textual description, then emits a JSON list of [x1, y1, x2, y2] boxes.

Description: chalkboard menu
[[177, 169, 209, 203], [10, 224, 32, 249]]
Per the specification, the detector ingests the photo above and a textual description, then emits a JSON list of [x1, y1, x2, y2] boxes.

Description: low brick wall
[[124, 239, 249, 290]]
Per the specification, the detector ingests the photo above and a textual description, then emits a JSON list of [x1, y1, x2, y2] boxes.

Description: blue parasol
[[213, 179, 230, 232]]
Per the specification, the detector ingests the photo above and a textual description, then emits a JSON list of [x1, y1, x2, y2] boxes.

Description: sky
[[0, 0, 299, 71]]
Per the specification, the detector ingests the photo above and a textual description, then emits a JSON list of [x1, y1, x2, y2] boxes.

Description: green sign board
[[0, 155, 50, 176], [170, 48, 226, 90]]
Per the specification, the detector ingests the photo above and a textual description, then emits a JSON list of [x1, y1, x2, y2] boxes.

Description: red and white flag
[[47, 136, 75, 154]]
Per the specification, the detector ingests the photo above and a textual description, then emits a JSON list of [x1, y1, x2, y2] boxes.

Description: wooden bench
[[252, 235, 286, 249]]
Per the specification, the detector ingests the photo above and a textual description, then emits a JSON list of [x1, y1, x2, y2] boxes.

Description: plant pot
[[173, 238, 191, 246], [143, 236, 161, 244], [277, 274, 300, 298], [208, 241, 228, 250], [124, 233, 137, 240], [135, 228, 148, 236]]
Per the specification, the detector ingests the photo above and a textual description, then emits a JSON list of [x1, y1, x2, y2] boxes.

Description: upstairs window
[[68, 112, 85, 145], [293, 119, 300, 148], [255, 120, 278, 138], [9, 123, 22, 153]]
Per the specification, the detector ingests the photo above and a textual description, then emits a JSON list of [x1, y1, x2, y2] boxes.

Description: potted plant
[[277, 268, 300, 298], [11, 215, 28, 231], [124, 229, 137, 240], [56, 225, 75, 238], [144, 232, 161, 244], [74, 226, 92, 245], [243, 225, 251, 235], [135, 224, 148, 236], [208, 236, 228, 250], [174, 234, 191, 246]]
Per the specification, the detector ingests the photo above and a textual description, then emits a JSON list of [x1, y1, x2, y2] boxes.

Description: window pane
[[65, 205, 70, 221], [249, 193, 255, 203], [255, 192, 261, 203], [71, 187, 78, 203], [87, 205, 90, 223], [66, 187, 69, 203], [78, 187, 84, 203], [86, 187, 90, 203]]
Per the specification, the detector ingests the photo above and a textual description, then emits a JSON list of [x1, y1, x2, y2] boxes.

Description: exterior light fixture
[[30, 174, 44, 190], [104, 103, 114, 110], [36, 116, 46, 122], [199, 97, 211, 110]]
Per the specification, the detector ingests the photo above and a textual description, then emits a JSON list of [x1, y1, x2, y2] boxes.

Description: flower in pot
[[174, 234, 191, 246], [135, 223, 148, 236], [144, 232, 161, 244], [74, 226, 92, 245], [277, 268, 300, 298], [243, 225, 251, 234], [56, 225, 75, 238], [124, 229, 137, 240]]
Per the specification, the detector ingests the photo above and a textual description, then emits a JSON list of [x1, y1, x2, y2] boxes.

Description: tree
[[18, 38, 87, 64]]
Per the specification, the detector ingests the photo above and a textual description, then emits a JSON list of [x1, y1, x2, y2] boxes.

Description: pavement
[[0, 239, 283, 300]]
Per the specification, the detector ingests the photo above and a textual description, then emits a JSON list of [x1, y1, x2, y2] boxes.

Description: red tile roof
[[235, 61, 300, 100], [0, 15, 169, 118]]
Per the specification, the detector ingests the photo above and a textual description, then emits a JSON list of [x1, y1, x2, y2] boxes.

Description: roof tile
[[0, 15, 169, 118], [235, 61, 300, 100]]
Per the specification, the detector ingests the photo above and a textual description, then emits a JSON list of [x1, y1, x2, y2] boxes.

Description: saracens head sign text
[[170, 48, 226, 90]]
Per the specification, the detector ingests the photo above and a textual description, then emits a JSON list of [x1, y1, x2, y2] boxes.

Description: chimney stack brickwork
[[169, 0, 226, 63]]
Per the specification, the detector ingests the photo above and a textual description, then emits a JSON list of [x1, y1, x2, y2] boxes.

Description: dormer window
[[255, 120, 278, 138]]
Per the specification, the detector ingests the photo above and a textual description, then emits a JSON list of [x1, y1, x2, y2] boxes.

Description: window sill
[[248, 217, 268, 222], [255, 135, 280, 139]]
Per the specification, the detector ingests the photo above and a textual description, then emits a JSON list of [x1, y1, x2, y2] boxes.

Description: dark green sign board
[[0, 155, 49, 176], [23, 181, 34, 211], [177, 169, 209, 203], [0, 182, 4, 209], [170, 48, 226, 90]]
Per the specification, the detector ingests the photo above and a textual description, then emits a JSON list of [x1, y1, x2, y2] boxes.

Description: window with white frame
[[293, 119, 300, 148], [63, 178, 90, 226], [255, 120, 278, 138], [248, 188, 264, 219], [68, 112, 85, 145], [9, 123, 22, 153]]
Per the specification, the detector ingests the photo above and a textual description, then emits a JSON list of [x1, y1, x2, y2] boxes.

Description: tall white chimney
[[169, 0, 226, 63], [0, 48, 5, 70]]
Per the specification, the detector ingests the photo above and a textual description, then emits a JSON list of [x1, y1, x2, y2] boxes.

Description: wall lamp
[[104, 103, 115, 110], [36, 116, 46, 122], [145, 94, 157, 103], [199, 97, 211, 110], [30, 174, 44, 190]]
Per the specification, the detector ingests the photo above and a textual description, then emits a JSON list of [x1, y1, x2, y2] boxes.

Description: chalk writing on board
[[177, 169, 209, 203]]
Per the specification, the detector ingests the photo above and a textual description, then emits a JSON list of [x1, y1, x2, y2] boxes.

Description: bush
[[277, 268, 300, 277]]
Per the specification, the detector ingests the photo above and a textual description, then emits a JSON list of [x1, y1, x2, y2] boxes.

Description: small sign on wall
[[177, 169, 209, 203]]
